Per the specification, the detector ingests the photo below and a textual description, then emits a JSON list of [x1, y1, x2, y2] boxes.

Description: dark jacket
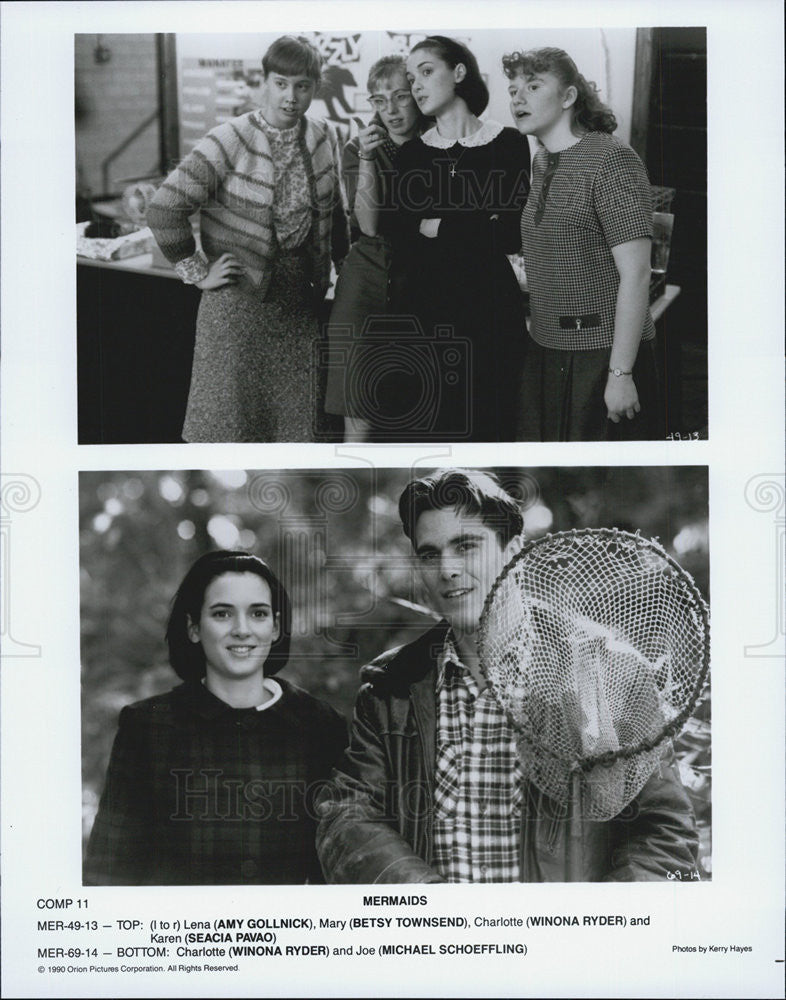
[[84, 678, 347, 885], [316, 624, 699, 884]]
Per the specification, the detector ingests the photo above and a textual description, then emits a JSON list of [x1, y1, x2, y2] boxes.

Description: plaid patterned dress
[[83, 678, 347, 885]]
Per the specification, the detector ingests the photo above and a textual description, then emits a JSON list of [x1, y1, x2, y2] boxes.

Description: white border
[[2, 2, 784, 998]]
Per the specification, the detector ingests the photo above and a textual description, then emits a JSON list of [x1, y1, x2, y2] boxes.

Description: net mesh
[[477, 528, 710, 821]]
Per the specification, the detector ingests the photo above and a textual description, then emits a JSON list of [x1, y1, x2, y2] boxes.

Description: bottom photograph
[[79, 465, 710, 886]]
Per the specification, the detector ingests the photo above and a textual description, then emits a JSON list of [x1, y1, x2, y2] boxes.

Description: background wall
[[72, 29, 639, 196], [174, 28, 637, 150], [75, 33, 160, 198]]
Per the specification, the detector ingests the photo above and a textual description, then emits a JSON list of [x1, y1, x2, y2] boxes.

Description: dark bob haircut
[[399, 468, 524, 547], [166, 550, 292, 681], [501, 46, 617, 135], [410, 35, 489, 117], [262, 34, 323, 84]]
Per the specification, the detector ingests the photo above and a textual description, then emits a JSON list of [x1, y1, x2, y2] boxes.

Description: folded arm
[[434, 129, 531, 255]]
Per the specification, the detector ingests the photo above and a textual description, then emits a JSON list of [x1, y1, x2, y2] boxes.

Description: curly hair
[[502, 46, 617, 134], [410, 35, 489, 117]]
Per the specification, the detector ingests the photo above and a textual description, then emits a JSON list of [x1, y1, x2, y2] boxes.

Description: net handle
[[566, 769, 584, 881]]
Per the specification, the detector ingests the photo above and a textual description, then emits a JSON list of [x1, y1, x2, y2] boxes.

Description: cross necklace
[[446, 143, 468, 178]]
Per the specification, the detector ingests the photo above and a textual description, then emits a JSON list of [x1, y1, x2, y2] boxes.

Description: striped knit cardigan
[[147, 112, 349, 297]]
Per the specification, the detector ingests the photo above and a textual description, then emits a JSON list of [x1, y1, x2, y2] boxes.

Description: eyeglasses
[[367, 91, 414, 112]]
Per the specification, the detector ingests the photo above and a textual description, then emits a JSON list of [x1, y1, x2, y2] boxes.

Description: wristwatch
[[608, 367, 633, 377]]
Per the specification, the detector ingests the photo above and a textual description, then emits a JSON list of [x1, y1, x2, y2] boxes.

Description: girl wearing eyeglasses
[[324, 55, 427, 442]]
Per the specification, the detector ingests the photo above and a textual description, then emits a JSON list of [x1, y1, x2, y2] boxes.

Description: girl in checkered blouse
[[504, 47, 661, 440], [84, 551, 346, 885]]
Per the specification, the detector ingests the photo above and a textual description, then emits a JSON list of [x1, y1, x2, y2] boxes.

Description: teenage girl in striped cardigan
[[148, 36, 348, 442]]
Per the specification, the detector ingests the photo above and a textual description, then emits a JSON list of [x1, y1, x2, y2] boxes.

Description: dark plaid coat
[[84, 678, 347, 885]]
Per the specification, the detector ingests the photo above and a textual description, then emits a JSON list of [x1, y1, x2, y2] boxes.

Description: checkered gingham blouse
[[521, 131, 655, 352], [432, 637, 522, 882]]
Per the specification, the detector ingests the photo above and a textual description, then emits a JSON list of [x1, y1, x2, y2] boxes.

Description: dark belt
[[559, 313, 601, 331]]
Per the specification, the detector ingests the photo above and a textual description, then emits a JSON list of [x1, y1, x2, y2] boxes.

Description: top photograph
[[75, 27, 707, 445]]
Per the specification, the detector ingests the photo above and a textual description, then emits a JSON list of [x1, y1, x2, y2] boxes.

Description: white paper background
[[1, 1, 784, 998]]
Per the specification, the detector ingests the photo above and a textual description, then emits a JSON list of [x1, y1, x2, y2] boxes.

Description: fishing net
[[477, 528, 710, 821]]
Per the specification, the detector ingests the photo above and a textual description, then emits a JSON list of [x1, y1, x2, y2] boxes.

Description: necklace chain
[[446, 144, 468, 178]]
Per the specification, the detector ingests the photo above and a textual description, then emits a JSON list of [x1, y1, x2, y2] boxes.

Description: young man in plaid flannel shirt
[[317, 468, 699, 883]]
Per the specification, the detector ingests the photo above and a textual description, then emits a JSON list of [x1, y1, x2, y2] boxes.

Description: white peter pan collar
[[201, 675, 283, 710], [421, 119, 504, 148]]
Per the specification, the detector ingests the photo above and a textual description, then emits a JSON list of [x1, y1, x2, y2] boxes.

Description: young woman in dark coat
[[84, 550, 346, 885]]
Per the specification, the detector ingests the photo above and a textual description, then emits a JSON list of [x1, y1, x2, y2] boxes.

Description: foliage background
[[80, 465, 711, 876]]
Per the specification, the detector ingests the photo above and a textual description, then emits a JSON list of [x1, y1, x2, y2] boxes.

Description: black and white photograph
[[80, 465, 711, 886], [75, 27, 707, 444], [1, 0, 784, 998]]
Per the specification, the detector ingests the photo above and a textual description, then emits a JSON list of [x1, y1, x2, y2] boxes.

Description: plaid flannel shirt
[[432, 636, 523, 882]]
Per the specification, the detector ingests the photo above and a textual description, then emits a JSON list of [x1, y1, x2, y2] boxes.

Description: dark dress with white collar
[[389, 121, 530, 441]]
